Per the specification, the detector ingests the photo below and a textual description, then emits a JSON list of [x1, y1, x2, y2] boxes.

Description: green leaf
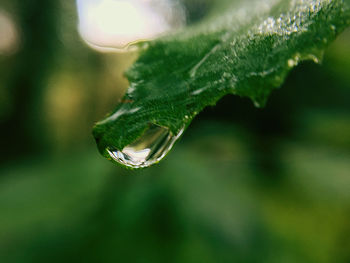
[[93, 0, 350, 168]]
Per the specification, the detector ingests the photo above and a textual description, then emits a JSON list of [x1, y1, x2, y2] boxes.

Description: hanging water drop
[[106, 124, 184, 168], [76, 0, 186, 52]]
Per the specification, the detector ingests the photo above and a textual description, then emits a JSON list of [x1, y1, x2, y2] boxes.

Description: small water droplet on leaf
[[106, 124, 184, 168]]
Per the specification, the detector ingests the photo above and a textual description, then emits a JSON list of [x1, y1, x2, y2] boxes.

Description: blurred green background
[[0, 1, 350, 262]]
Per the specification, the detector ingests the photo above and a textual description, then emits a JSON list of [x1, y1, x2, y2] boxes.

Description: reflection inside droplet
[[76, 0, 185, 52], [107, 124, 184, 168]]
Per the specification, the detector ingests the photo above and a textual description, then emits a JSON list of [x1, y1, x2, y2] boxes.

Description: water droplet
[[288, 58, 297, 67], [107, 124, 184, 168]]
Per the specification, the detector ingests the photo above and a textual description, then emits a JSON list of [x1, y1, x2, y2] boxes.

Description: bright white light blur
[[76, 0, 185, 52], [0, 10, 19, 55]]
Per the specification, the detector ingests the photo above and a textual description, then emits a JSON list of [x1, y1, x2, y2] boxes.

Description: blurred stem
[[1, 0, 60, 161]]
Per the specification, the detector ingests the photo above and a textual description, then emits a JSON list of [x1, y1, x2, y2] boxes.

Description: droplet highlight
[[107, 124, 184, 168]]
